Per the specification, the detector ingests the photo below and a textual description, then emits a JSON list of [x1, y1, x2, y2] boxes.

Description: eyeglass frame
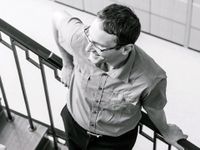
[[84, 26, 120, 52]]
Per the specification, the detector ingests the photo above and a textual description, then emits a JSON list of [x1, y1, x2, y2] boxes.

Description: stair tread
[[44, 140, 69, 150], [0, 111, 48, 150]]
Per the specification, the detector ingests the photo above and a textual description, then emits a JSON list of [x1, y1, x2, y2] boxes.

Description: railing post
[[39, 58, 58, 150], [153, 132, 157, 150], [0, 76, 13, 121], [168, 144, 171, 150], [10, 38, 36, 131]]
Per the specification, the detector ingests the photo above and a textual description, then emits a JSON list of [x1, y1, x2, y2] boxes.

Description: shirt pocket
[[101, 90, 140, 113]]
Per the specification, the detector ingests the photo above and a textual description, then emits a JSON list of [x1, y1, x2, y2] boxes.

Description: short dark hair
[[97, 4, 141, 48]]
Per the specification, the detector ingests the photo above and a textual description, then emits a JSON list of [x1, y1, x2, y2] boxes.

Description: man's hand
[[61, 65, 73, 87], [144, 107, 188, 150], [163, 124, 188, 150]]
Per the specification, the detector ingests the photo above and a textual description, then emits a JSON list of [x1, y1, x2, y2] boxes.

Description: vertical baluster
[[168, 144, 172, 150], [0, 32, 2, 41], [0, 76, 13, 121], [10, 38, 36, 131], [153, 132, 157, 150], [39, 58, 58, 150]]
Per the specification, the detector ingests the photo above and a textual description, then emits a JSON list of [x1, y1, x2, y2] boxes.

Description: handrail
[[0, 18, 62, 70], [0, 18, 199, 150], [0, 18, 60, 149], [140, 112, 200, 150]]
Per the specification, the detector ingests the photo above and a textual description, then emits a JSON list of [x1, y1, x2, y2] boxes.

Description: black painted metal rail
[[0, 18, 199, 150]]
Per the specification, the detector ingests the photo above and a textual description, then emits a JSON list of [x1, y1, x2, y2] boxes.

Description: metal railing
[[0, 18, 199, 150], [0, 18, 61, 150], [0, 76, 13, 121]]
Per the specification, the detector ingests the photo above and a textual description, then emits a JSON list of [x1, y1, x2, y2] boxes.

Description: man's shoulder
[[59, 16, 83, 34], [57, 15, 84, 53], [134, 45, 166, 75], [129, 45, 166, 86]]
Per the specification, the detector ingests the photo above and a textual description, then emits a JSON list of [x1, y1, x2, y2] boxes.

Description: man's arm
[[52, 11, 74, 87], [145, 107, 188, 150], [143, 79, 188, 150]]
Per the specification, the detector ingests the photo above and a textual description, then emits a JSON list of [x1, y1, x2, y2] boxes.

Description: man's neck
[[107, 51, 131, 71]]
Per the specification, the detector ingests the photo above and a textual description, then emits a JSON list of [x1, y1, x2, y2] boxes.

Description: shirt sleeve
[[142, 78, 167, 110], [57, 17, 83, 55]]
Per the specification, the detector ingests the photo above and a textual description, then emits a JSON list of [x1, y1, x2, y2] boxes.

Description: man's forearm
[[59, 46, 74, 68], [145, 107, 169, 135], [53, 26, 73, 67], [145, 107, 188, 150], [52, 11, 74, 68]]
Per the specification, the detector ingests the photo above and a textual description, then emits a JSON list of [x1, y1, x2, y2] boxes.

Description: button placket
[[90, 122, 95, 128], [89, 74, 108, 133], [93, 110, 98, 114]]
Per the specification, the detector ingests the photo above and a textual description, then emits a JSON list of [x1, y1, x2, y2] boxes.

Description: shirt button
[[93, 110, 97, 114], [90, 123, 94, 127], [98, 87, 103, 90]]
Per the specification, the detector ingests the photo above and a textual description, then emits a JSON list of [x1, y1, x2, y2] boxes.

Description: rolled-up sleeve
[[58, 17, 82, 55], [142, 78, 167, 110]]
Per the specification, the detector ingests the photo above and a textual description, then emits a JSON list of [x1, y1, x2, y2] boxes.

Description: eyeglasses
[[84, 26, 119, 52]]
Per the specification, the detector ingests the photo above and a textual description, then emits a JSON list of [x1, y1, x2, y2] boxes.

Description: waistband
[[61, 105, 138, 139]]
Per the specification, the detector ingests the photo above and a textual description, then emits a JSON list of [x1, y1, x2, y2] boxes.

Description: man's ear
[[122, 44, 134, 55]]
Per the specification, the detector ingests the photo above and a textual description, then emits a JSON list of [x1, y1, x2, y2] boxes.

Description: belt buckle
[[87, 131, 102, 138]]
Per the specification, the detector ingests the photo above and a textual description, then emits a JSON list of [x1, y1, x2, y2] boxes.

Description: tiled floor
[[0, 0, 200, 149]]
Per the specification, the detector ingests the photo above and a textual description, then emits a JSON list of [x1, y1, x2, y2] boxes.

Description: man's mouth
[[91, 51, 100, 56]]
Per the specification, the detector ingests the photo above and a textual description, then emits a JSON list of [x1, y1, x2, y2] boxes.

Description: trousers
[[61, 105, 138, 150]]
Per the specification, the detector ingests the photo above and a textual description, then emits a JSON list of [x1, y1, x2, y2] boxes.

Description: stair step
[[42, 138, 69, 150], [37, 135, 69, 150], [0, 110, 48, 150]]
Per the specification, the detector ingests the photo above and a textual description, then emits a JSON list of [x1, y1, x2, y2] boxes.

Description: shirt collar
[[107, 46, 136, 83]]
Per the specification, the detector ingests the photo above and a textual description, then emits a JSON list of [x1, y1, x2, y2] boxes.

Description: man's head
[[85, 4, 141, 65], [97, 4, 141, 48]]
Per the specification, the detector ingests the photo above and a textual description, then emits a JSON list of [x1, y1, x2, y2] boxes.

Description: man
[[52, 4, 187, 150]]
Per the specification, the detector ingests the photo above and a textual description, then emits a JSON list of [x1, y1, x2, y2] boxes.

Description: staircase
[[0, 102, 68, 150], [0, 17, 199, 150]]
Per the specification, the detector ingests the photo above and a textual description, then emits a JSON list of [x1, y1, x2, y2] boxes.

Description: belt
[[86, 131, 103, 138], [63, 106, 104, 138]]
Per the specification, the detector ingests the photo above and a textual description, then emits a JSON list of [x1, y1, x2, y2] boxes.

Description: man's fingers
[[175, 135, 188, 150], [182, 134, 188, 139]]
